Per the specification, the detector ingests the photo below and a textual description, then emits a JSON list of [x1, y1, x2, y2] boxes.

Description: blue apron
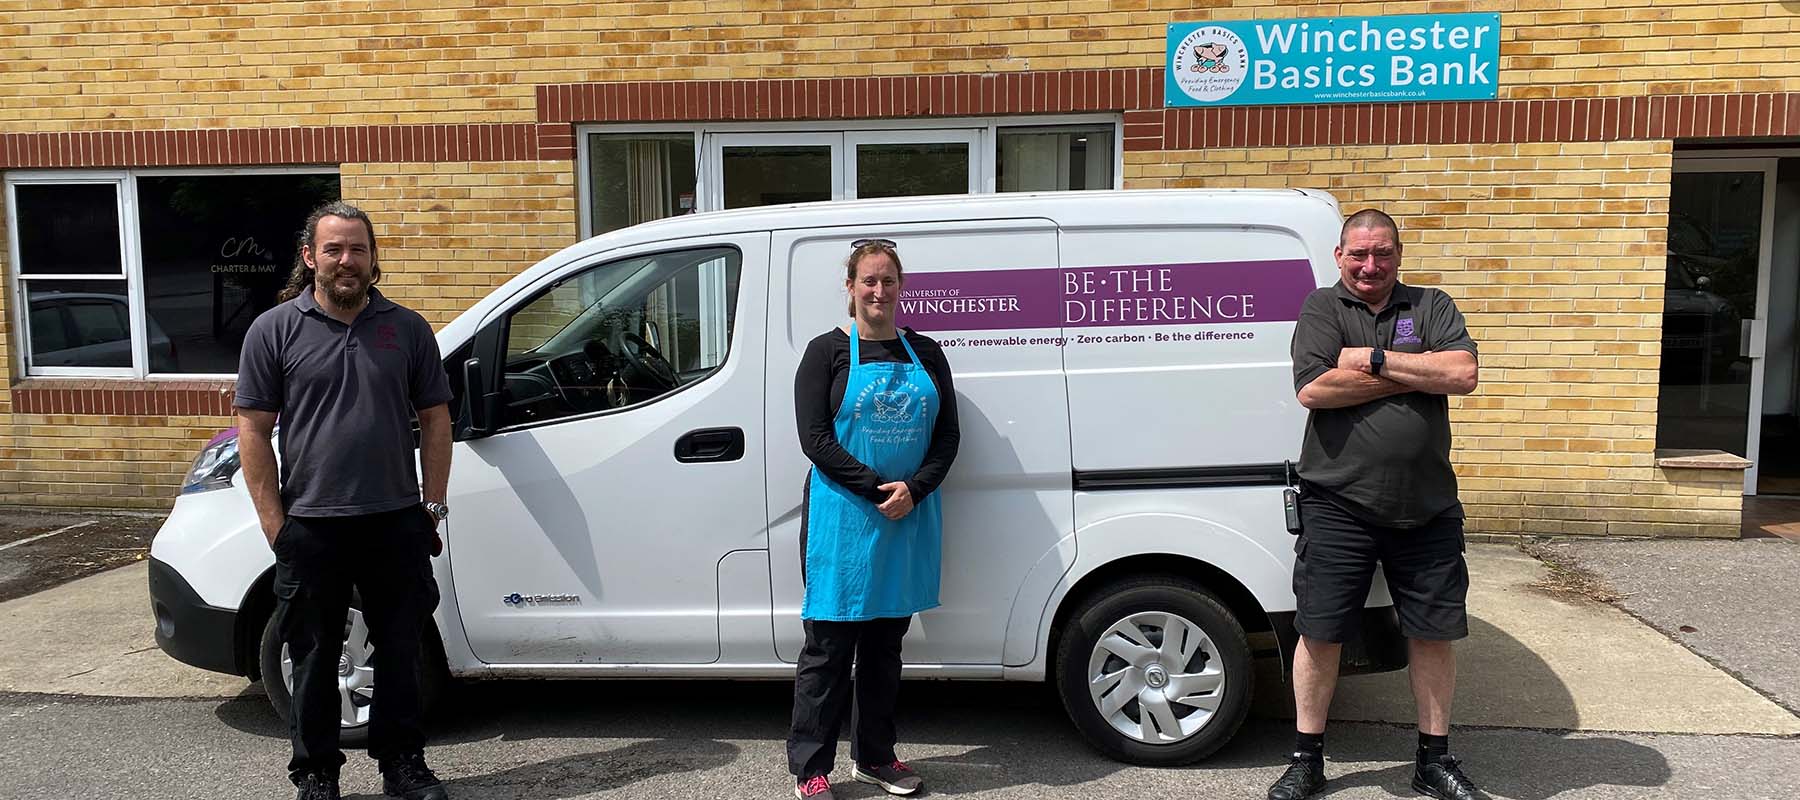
[[802, 323, 944, 622]]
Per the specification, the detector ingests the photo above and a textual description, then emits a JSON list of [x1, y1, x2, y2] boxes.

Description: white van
[[148, 189, 1405, 766]]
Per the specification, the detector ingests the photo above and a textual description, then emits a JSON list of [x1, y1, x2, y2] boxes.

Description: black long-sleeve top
[[795, 327, 960, 504]]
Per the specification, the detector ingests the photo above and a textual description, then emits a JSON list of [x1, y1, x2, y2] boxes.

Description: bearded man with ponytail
[[234, 202, 455, 800]]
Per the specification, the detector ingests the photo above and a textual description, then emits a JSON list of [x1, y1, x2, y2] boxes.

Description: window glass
[[722, 146, 832, 208], [14, 184, 123, 275], [136, 174, 341, 374], [24, 280, 136, 369], [499, 246, 741, 427], [855, 143, 970, 199], [997, 126, 1115, 192], [587, 134, 698, 235], [27, 304, 68, 353]]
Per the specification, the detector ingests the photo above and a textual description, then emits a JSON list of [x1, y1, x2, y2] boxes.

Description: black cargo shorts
[[1292, 494, 1469, 643]]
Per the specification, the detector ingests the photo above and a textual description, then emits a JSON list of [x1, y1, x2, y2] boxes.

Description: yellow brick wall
[[4, 0, 1779, 528], [2, 1, 1797, 130], [0, 161, 580, 509], [0, 412, 221, 510], [1126, 140, 1739, 538], [342, 161, 580, 325]]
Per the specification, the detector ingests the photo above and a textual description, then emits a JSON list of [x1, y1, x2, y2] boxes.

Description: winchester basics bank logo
[[1171, 26, 1249, 103]]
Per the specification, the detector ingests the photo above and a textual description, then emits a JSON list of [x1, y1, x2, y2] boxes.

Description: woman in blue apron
[[787, 238, 960, 800]]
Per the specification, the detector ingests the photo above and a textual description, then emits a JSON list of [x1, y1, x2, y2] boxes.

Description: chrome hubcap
[[280, 607, 375, 729], [1086, 611, 1226, 745]]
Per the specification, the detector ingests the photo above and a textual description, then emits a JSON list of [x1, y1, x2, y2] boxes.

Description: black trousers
[[272, 506, 440, 780], [787, 616, 912, 780]]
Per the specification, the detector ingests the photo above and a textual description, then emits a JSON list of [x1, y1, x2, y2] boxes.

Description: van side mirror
[[462, 357, 496, 439]]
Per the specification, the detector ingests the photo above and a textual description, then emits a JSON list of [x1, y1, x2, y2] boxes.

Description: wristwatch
[[1370, 348, 1386, 376], [424, 501, 450, 521]]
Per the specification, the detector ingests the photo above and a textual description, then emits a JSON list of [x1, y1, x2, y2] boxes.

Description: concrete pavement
[[2, 543, 1795, 737], [5, 684, 1798, 800], [2, 541, 1799, 799], [1260, 546, 1800, 735], [0, 560, 245, 699], [1546, 536, 1800, 715]]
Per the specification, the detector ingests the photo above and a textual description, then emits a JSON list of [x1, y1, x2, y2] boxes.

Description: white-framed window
[[576, 114, 1123, 237], [6, 168, 341, 379]]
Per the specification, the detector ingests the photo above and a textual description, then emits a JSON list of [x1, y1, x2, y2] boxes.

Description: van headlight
[[181, 429, 242, 495]]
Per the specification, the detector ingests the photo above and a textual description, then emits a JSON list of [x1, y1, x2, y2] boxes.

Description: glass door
[[1657, 158, 1778, 493], [844, 129, 981, 199], [704, 133, 843, 211]]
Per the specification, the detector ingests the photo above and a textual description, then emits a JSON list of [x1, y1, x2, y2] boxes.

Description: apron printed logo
[[1395, 317, 1422, 345], [872, 390, 913, 421]]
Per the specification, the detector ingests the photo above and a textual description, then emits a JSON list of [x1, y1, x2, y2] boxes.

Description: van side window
[[497, 246, 741, 428]]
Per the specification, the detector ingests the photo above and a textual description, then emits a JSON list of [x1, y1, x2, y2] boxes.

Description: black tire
[[1054, 576, 1253, 766], [257, 601, 447, 749]]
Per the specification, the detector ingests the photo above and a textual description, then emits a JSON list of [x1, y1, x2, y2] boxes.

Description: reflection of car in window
[[1662, 213, 1742, 381], [500, 246, 740, 426], [28, 291, 177, 372]]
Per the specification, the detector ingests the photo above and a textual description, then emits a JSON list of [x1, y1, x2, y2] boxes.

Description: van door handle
[[674, 427, 745, 463]]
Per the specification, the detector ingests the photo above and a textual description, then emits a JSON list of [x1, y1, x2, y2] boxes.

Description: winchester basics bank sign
[[1166, 13, 1501, 108]]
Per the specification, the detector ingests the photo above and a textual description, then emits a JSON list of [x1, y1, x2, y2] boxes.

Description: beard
[[316, 270, 371, 310]]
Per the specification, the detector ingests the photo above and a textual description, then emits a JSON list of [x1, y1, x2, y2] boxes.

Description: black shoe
[[1413, 754, 1481, 800], [293, 772, 341, 800], [1267, 755, 1326, 800], [380, 753, 449, 800]]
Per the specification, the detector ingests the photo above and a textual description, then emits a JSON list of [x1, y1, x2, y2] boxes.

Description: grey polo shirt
[[1290, 281, 1478, 528], [234, 287, 453, 517]]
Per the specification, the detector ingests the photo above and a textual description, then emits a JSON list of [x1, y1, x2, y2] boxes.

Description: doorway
[[1658, 154, 1800, 495]]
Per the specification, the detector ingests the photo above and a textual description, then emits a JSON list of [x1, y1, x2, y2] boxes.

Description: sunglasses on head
[[851, 238, 897, 250]]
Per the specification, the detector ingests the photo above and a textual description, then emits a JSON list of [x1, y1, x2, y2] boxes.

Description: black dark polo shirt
[[234, 287, 452, 517], [1290, 280, 1478, 528]]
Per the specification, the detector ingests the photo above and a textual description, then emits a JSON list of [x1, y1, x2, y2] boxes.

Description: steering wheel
[[610, 330, 680, 393], [545, 351, 604, 411]]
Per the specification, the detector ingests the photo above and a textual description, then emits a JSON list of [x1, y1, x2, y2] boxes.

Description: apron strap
[[896, 328, 923, 368], [849, 322, 924, 368], [847, 322, 922, 370]]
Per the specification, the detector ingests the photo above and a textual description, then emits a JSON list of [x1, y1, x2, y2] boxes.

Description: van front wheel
[[1054, 577, 1252, 766], [258, 603, 445, 749]]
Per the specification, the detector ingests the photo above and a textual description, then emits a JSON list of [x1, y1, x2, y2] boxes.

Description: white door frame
[[1672, 156, 1779, 493], [843, 128, 983, 198]]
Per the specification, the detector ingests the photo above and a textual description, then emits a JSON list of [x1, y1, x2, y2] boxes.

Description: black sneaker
[[1413, 754, 1481, 800], [852, 759, 924, 795], [380, 753, 449, 800], [1267, 755, 1326, 800], [293, 772, 341, 800]]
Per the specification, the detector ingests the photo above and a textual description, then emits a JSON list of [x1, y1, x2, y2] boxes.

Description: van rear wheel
[[1054, 577, 1252, 766]]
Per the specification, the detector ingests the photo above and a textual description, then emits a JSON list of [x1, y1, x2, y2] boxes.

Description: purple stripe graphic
[[898, 259, 1317, 333]]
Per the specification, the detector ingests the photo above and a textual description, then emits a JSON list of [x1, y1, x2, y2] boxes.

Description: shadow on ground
[[216, 609, 1669, 798]]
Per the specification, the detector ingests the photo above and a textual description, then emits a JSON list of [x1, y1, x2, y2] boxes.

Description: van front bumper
[[1268, 607, 1410, 677], [148, 556, 244, 676]]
